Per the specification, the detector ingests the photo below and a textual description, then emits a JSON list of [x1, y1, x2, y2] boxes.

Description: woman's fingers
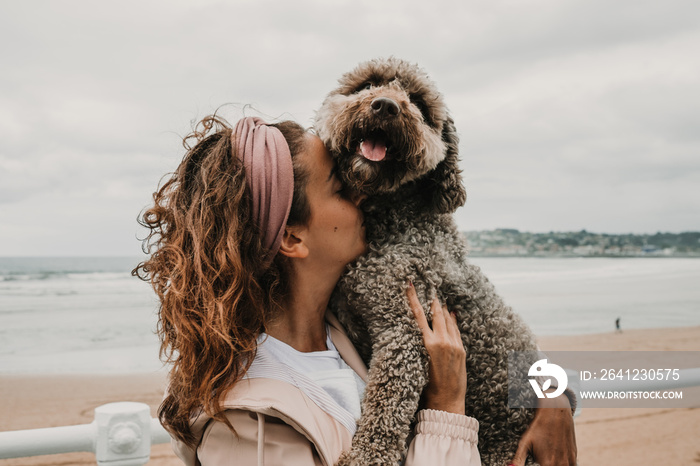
[[416, 292, 468, 415], [430, 297, 446, 334], [435, 300, 462, 348], [440, 303, 452, 334], [407, 283, 430, 334], [408, 286, 462, 350], [446, 307, 461, 342]]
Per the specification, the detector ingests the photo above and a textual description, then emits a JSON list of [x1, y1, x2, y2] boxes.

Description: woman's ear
[[278, 226, 309, 259]]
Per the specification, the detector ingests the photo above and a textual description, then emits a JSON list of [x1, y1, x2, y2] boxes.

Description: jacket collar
[[325, 310, 369, 383]]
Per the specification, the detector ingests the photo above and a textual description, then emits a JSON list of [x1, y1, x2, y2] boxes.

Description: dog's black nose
[[371, 97, 400, 117]]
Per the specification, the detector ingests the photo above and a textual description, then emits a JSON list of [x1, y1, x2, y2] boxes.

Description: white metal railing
[[0, 402, 171, 465]]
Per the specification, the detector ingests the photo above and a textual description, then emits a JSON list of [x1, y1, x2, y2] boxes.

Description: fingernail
[[408, 281, 413, 288]]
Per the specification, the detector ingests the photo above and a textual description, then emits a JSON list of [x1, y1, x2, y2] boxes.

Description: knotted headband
[[232, 117, 294, 263]]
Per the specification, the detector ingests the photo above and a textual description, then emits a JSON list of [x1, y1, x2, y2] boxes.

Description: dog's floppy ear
[[422, 115, 466, 214]]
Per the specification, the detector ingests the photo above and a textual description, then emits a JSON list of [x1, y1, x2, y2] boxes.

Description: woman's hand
[[509, 390, 577, 466], [407, 283, 467, 415]]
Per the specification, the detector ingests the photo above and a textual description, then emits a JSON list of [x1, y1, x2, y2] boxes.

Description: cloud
[[0, 0, 698, 255]]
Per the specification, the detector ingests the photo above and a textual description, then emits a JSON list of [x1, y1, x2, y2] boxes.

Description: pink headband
[[232, 117, 294, 262]]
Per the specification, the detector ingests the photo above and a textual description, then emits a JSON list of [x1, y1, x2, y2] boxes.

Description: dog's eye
[[355, 82, 372, 93]]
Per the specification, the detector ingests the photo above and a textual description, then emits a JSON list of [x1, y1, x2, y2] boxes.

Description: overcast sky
[[1, 0, 699, 256]]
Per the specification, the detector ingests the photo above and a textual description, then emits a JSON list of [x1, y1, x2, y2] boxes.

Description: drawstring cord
[[257, 412, 266, 466]]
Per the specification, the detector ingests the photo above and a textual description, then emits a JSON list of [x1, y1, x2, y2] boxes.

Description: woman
[[135, 116, 573, 466]]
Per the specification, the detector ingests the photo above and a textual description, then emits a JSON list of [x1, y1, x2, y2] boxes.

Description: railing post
[[94, 402, 152, 466]]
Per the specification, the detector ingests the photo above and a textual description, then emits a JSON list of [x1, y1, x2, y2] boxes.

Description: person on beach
[[616, 317, 622, 333], [134, 116, 576, 465]]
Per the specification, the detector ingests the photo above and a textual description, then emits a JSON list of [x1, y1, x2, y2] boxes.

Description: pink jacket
[[172, 312, 481, 466]]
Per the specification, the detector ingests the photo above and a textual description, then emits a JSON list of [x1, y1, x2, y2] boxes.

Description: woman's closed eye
[[330, 164, 362, 203], [337, 186, 356, 202], [331, 173, 351, 199], [335, 181, 348, 197]]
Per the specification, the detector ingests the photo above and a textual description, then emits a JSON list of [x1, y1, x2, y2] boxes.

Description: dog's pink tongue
[[360, 139, 387, 162]]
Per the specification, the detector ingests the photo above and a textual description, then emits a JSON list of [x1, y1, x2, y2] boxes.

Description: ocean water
[[1, 257, 699, 374], [470, 257, 700, 335], [0, 257, 161, 375]]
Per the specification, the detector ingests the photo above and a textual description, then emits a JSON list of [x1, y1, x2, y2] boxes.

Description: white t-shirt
[[257, 325, 366, 421]]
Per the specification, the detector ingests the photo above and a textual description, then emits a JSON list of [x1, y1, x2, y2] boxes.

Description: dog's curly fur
[[315, 58, 540, 465]]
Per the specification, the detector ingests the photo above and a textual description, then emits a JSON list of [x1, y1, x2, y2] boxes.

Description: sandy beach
[[1, 325, 699, 466], [537, 326, 700, 466]]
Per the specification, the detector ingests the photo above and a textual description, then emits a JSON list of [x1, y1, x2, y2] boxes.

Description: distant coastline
[[463, 229, 700, 258]]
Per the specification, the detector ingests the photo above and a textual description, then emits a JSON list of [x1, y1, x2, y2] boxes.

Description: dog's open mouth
[[357, 130, 392, 162]]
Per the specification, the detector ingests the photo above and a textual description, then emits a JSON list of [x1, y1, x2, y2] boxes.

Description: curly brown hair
[[133, 115, 309, 447]]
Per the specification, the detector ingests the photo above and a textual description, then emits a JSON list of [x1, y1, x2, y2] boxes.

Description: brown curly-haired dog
[[315, 58, 540, 465]]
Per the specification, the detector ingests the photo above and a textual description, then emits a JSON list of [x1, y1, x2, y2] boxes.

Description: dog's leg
[[336, 330, 428, 466], [330, 285, 373, 366], [334, 263, 430, 465]]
